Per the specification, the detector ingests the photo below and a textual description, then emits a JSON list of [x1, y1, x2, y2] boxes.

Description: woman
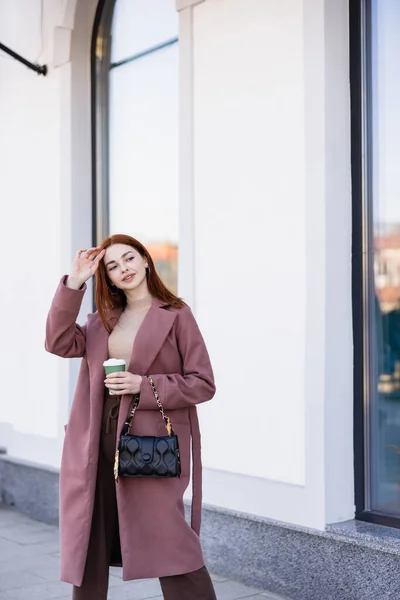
[[45, 234, 217, 600]]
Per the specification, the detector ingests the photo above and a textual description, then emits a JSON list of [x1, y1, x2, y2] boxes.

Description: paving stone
[[0, 506, 290, 599], [107, 577, 162, 599], [213, 580, 263, 599], [0, 526, 58, 546], [108, 573, 125, 587], [0, 538, 44, 562], [0, 553, 60, 575], [110, 565, 123, 578], [0, 511, 32, 527], [260, 593, 289, 599], [0, 570, 48, 592], [242, 597, 274, 600], [211, 572, 230, 582], [27, 561, 62, 583], [0, 580, 70, 599]]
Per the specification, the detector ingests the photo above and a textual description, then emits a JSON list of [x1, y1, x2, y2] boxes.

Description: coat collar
[[127, 297, 177, 375], [89, 297, 177, 376]]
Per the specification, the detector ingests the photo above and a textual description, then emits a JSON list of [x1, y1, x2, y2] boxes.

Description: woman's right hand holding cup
[[66, 247, 106, 290]]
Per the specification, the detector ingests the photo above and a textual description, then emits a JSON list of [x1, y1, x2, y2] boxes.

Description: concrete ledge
[[199, 504, 400, 600], [2, 457, 400, 598], [0, 456, 59, 525], [326, 518, 400, 556]]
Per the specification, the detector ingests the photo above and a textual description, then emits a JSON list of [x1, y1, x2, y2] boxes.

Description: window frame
[[90, 0, 181, 305], [91, 0, 116, 250], [91, 0, 179, 247], [351, 0, 400, 528]]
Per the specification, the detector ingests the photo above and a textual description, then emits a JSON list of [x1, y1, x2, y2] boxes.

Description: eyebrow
[[105, 251, 134, 267]]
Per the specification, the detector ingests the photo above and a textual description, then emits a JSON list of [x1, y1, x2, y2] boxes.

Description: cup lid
[[103, 358, 126, 366]]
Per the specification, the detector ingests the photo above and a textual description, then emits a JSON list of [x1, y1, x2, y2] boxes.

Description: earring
[[109, 285, 119, 296]]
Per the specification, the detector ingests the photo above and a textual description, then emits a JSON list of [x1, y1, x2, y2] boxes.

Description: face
[[103, 243, 148, 292]]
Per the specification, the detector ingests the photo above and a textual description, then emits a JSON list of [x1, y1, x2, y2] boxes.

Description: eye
[[109, 265, 116, 271], [127, 256, 134, 261]]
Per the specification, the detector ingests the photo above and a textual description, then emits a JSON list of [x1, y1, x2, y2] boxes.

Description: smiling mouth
[[122, 274, 135, 282]]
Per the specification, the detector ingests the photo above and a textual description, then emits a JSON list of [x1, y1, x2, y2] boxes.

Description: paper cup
[[103, 358, 126, 390]]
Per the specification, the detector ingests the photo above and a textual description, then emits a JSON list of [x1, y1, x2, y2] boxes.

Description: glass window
[[109, 43, 179, 292], [363, 0, 400, 518], [93, 0, 179, 294], [111, 0, 178, 64]]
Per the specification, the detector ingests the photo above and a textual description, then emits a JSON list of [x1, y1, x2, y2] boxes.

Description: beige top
[[108, 297, 153, 367]]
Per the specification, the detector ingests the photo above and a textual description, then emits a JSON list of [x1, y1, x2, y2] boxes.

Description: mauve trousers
[[72, 392, 217, 600]]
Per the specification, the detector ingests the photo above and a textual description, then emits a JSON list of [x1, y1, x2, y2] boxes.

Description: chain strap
[[125, 376, 172, 435]]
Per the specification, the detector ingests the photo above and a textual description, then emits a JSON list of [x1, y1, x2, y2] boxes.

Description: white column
[[178, 0, 353, 529]]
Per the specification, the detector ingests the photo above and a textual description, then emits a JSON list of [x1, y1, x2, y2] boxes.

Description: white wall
[[0, 0, 95, 467], [194, 0, 307, 486], [0, 0, 354, 531], [178, 0, 353, 529]]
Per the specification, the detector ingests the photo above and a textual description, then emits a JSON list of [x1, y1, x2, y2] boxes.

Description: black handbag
[[114, 375, 181, 481]]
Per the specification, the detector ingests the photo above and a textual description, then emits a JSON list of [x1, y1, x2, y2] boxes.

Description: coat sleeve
[[137, 306, 216, 411], [45, 275, 88, 358]]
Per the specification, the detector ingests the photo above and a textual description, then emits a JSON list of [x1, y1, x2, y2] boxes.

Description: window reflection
[[109, 4, 179, 294], [368, 0, 400, 516], [112, 0, 178, 64]]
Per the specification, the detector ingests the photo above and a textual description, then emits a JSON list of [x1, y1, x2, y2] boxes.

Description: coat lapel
[[87, 299, 176, 433], [127, 297, 177, 376], [87, 306, 123, 367], [88, 298, 176, 377], [86, 306, 123, 417], [117, 298, 177, 436]]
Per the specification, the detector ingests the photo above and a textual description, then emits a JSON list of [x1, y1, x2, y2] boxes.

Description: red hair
[[95, 234, 185, 332]]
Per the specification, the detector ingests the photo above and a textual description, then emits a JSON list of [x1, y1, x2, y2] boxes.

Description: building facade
[[0, 0, 399, 598]]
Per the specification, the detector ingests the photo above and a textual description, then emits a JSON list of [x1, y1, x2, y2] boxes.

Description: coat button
[[143, 453, 151, 461]]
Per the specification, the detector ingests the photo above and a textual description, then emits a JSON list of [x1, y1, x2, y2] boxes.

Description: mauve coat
[[45, 276, 216, 586]]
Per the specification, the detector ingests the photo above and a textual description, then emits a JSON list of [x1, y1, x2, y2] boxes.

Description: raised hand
[[67, 247, 106, 289]]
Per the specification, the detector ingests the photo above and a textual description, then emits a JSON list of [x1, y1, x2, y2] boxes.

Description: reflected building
[[146, 242, 178, 294], [375, 226, 400, 313]]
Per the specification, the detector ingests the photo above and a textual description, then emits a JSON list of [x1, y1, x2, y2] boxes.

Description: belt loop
[[106, 400, 120, 434]]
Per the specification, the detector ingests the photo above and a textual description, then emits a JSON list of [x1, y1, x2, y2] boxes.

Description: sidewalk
[[0, 506, 287, 600]]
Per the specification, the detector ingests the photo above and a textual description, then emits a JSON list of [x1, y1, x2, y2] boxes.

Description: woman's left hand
[[104, 371, 142, 395]]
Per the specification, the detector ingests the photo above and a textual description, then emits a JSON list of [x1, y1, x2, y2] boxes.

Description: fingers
[[105, 371, 125, 380], [88, 248, 105, 268], [105, 373, 127, 387], [76, 246, 102, 260], [94, 249, 106, 265], [86, 247, 102, 260], [105, 372, 133, 394]]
